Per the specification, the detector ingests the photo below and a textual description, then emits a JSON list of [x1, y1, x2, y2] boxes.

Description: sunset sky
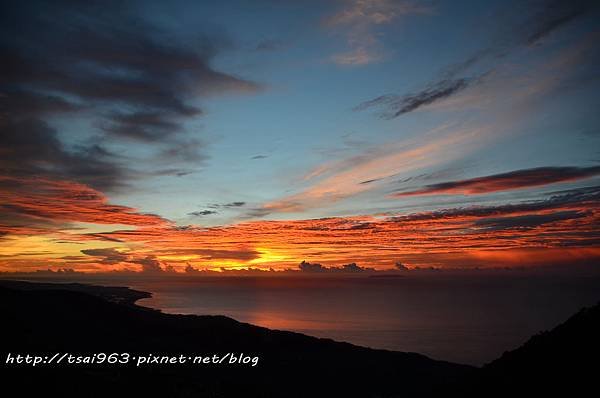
[[1, 0, 599, 273]]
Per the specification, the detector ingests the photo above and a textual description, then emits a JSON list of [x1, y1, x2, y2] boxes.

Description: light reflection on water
[[131, 275, 600, 365]]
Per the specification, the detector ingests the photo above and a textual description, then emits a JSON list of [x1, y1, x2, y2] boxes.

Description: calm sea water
[[131, 274, 600, 365]]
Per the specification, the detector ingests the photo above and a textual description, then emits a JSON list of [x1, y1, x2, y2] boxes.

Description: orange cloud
[[1, 176, 598, 273], [0, 176, 168, 234], [84, 186, 598, 272]]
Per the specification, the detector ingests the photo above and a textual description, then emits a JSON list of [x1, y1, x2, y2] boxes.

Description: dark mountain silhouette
[[469, 300, 600, 396], [1, 279, 598, 397]]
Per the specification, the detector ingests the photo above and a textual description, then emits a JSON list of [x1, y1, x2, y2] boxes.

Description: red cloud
[[90, 186, 599, 271], [393, 166, 600, 197], [0, 176, 168, 232], [1, 177, 598, 273]]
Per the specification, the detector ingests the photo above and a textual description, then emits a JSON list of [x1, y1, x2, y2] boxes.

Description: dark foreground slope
[[0, 281, 472, 398], [471, 300, 600, 397]]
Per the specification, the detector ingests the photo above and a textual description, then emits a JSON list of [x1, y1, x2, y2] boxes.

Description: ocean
[[131, 273, 600, 365]]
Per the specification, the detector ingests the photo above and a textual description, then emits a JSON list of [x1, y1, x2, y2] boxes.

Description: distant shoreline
[[0, 279, 153, 307]]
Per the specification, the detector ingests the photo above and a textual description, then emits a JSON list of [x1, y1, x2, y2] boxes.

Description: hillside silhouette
[[470, 299, 600, 396], [1, 280, 598, 397]]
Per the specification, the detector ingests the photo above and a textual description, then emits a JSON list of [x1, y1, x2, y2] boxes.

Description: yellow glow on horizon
[[250, 247, 291, 264], [157, 254, 199, 261], [0, 233, 131, 272]]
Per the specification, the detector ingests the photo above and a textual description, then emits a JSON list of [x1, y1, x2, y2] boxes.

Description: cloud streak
[[80, 248, 128, 264], [393, 166, 600, 197], [523, 0, 596, 46], [261, 125, 485, 214], [354, 78, 472, 118], [0, 176, 168, 237], [355, 0, 598, 117]]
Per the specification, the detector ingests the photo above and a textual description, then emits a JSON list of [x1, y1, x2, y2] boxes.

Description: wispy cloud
[[261, 124, 486, 213], [393, 166, 600, 197], [355, 0, 598, 115], [354, 78, 473, 118], [326, 0, 429, 65], [523, 0, 595, 46]]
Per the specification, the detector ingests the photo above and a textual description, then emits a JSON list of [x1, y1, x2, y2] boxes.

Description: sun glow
[[250, 248, 291, 264]]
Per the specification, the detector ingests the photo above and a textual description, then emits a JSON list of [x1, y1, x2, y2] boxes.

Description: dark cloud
[[81, 248, 128, 264], [298, 260, 373, 273], [355, 79, 471, 118], [185, 264, 201, 273], [393, 166, 600, 197], [299, 260, 326, 272], [0, 89, 83, 118], [390, 185, 600, 223], [0, 114, 126, 191], [223, 202, 246, 207], [355, 0, 598, 119], [101, 111, 185, 142], [156, 248, 260, 262], [340, 262, 370, 272], [0, 0, 260, 192], [149, 168, 195, 177], [359, 178, 383, 185], [189, 210, 218, 216], [242, 208, 273, 219], [206, 201, 247, 209], [1, 1, 258, 110], [523, 0, 595, 46], [349, 222, 374, 230], [251, 155, 269, 159], [83, 234, 125, 243], [159, 139, 208, 163], [474, 210, 588, 231], [134, 256, 165, 274]]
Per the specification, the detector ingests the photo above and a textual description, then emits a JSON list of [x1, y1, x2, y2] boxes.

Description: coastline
[[1, 278, 598, 397], [0, 279, 152, 307]]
